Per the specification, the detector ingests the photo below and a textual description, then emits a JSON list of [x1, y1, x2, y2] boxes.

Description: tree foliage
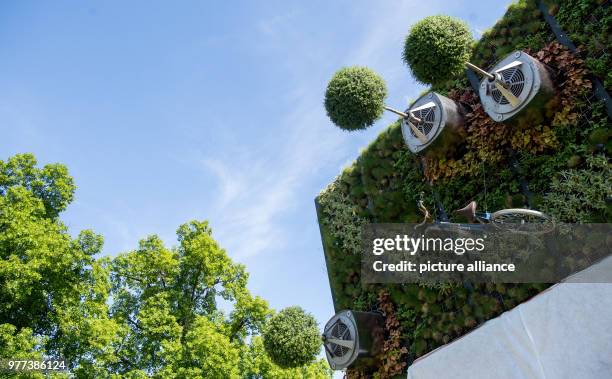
[[324, 66, 387, 131], [0, 153, 113, 377], [262, 306, 322, 369], [241, 337, 331, 379], [0, 153, 331, 378], [402, 15, 473, 86]]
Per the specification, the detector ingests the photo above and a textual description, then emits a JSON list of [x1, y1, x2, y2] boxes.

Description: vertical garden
[[316, 0, 611, 377]]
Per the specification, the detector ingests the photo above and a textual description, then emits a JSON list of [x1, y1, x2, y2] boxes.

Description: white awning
[[407, 256, 612, 379]]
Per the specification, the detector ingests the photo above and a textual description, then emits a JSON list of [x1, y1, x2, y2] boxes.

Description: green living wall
[[316, 0, 611, 376]]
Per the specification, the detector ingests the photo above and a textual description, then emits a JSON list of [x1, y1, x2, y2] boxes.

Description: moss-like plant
[[403, 15, 473, 86], [543, 155, 611, 223], [554, 0, 612, 91], [262, 306, 322, 368], [324, 66, 387, 131], [318, 176, 367, 255]]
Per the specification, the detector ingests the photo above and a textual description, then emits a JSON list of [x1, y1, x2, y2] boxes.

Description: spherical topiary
[[262, 306, 322, 368], [324, 66, 387, 131], [403, 15, 474, 86]]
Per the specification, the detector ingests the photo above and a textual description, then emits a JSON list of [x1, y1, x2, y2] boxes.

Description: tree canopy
[[402, 15, 474, 86], [324, 66, 387, 131], [0, 153, 331, 378], [262, 306, 322, 369]]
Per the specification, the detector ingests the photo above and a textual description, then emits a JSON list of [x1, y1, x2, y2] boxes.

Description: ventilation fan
[[386, 92, 464, 154], [467, 51, 553, 122], [323, 310, 384, 370]]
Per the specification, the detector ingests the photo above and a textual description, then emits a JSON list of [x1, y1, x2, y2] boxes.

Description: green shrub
[[554, 0, 612, 92], [318, 177, 366, 255], [543, 155, 611, 223], [403, 15, 473, 86], [262, 306, 322, 368], [324, 66, 387, 131]]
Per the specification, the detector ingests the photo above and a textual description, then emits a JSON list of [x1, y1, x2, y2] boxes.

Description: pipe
[[465, 62, 495, 81], [383, 105, 422, 124]]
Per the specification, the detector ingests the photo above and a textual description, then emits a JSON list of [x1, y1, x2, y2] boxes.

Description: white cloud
[[202, 158, 296, 259], [256, 10, 300, 37], [199, 96, 344, 259], [201, 158, 246, 208]]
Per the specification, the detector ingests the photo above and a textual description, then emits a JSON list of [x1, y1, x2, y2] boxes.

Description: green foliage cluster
[[317, 123, 428, 313], [471, 0, 552, 69], [358, 123, 421, 222], [324, 66, 387, 131], [317, 0, 610, 368], [403, 15, 473, 86], [317, 177, 367, 256], [0, 153, 75, 218], [262, 306, 322, 369], [0, 153, 331, 378], [550, 0, 612, 91], [0, 153, 110, 377], [241, 337, 331, 379], [543, 155, 611, 223], [346, 291, 408, 379]]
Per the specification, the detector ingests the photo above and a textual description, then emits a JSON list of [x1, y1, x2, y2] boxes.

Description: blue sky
[[1, 0, 513, 350]]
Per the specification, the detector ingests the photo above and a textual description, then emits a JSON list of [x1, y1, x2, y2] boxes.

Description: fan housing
[[401, 92, 465, 154], [479, 51, 554, 122], [323, 310, 384, 370]]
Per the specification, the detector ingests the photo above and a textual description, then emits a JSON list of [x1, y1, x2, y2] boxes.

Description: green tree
[[262, 306, 322, 369], [107, 222, 254, 378], [108, 220, 330, 378], [0, 153, 331, 378], [0, 153, 119, 377], [324, 66, 387, 131], [403, 15, 474, 86], [241, 337, 331, 379]]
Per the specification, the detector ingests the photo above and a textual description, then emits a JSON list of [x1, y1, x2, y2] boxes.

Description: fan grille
[[328, 320, 352, 358], [491, 67, 525, 105], [409, 107, 435, 140]]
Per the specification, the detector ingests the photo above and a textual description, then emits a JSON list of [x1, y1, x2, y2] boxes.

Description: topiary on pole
[[403, 15, 474, 86], [324, 66, 387, 131], [262, 306, 322, 368]]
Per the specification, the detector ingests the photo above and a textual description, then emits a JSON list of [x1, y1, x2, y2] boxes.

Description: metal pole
[[466, 61, 520, 107], [465, 62, 495, 81], [383, 105, 422, 124], [383, 105, 407, 118]]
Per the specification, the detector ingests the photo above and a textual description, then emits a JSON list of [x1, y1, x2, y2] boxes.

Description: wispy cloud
[[256, 10, 300, 37], [198, 98, 342, 259], [200, 157, 297, 259], [201, 158, 246, 208]]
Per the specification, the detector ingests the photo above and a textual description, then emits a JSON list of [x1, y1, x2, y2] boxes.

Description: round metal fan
[[393, 92, 464, 154], [323, 310, 384, 370], [323, 311, 358, 370], [468, 51, 553, 122], [490, 62, 525, 106], [407, 100, 437, 140]]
